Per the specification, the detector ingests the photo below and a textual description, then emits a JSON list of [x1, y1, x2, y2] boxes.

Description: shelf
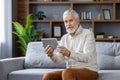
[[28, 0, 120, 41], [29, 1, 71, 5], [51, 20, 63, 22], [32, 20, 64, 22], [32, 20, 50, 22], [32, 20, 94, 23], [32, 20, 120, 23], [73, 1, 114, 4], [29, 1, 116, 5], [94, 20, 120, 22], [80, 20, 93, 22], [96, 38, 120, 41]]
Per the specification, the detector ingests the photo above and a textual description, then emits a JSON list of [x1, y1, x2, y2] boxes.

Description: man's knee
[[42, 71, 62, 80], [42, 73, 51, 80], [62, 68, 75, 78]]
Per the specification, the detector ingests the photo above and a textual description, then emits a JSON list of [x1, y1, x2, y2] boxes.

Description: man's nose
[[67, 21, 71, 26]]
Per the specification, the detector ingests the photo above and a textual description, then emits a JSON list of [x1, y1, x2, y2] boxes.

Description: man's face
[[63, 14, 79, 34]]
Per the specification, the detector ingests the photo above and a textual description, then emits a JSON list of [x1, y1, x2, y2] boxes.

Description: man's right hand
[[45, 45, 54, 57]]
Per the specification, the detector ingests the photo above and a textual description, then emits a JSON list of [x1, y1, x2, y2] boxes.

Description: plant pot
[[38, 33, 44, 40]]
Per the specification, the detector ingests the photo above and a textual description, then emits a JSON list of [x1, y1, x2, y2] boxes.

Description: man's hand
[[45, 45, 54, 57], [57, 46, 71, 57]]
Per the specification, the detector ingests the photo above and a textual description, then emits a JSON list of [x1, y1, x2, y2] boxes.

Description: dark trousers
[[42, 68, 98, 80]]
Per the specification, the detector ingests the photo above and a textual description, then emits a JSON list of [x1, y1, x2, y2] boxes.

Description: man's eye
[[70, 19, 73, 22], [64, 21, 67, 23]]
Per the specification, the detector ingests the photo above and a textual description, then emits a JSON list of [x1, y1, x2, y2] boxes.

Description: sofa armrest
[[0, 57, 25, 80]]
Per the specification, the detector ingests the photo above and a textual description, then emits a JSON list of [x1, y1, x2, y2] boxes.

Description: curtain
[[0, 0, 12, 59], [0, 0, 4, 59], [0, 44, 1, 59]]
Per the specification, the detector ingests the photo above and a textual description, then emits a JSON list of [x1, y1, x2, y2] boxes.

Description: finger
[[57, 46, 63, 49], [48, 53, 53, 57], [57, 46, 65, 51], [45, 45, 52, 52], [57, 48, 63, 53], [57, 46, 62, 50], [50, 47, 54, 52], [45, 45, 50, 50], [46, 47, 54, 56], [46, 47, 51, 54]]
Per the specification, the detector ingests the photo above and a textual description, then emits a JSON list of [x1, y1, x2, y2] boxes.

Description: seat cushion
[[25, 42, 66, 68], [98, 70, 120, 80], [96, 42, 120, 70], [9, 69, 64, 80]]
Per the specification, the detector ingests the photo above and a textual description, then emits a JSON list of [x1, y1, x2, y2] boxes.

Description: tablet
[[41, 38, 58, 49]]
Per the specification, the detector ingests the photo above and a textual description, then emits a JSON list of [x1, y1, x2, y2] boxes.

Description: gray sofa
[[1, 42, 120, 80]]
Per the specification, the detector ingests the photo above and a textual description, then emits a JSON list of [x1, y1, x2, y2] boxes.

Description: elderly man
[[42, 9, 98, 80]]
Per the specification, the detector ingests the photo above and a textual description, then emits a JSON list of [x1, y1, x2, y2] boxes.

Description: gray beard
[[66, 26, 79, 34]]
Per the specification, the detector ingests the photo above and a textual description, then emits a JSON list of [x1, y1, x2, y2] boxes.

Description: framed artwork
[[53, 25, 62, 37], [103, 9, 111, 20]]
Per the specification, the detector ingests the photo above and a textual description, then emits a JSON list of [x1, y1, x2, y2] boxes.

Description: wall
[[12, 0, 29, 57]]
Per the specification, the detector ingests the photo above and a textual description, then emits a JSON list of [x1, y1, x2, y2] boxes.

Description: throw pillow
[[24, 42, 66, 68]]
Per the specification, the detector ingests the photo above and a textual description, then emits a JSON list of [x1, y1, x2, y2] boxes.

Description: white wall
[[0, 0, 12, 59]]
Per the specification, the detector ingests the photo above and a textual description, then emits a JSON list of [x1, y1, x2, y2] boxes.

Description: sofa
[[1, 41, 120, 80]]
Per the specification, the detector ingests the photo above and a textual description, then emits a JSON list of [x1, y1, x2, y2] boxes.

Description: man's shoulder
[[83, 28, 93, 35], [82, 29, 95, 40]]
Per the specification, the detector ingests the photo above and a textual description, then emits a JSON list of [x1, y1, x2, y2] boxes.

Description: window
[[0, 0, 12, 59]]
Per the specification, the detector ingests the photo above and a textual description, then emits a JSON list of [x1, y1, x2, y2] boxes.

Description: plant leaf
[[12, 14, 39, 56], [13, 22, 24, 36], [25, 14, 33, 30]]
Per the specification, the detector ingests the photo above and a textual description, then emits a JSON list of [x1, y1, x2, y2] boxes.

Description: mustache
[[66, 27, 74, 29]]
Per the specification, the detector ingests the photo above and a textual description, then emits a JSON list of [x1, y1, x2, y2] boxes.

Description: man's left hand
[[57, 46, 70, 57]]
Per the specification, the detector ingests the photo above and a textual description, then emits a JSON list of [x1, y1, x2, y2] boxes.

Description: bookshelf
[[27, 0, 120, 41]]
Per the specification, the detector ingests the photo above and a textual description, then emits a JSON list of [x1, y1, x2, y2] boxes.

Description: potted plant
[[35, 11, 46, 20], [13, 14, 36, 56], [32, 29, 44, 41], [36, 30, 44, 40]]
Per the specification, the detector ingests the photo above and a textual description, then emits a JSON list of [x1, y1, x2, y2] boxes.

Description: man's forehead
[[64, 14, 75, 20], [65, 13, 74, 17]]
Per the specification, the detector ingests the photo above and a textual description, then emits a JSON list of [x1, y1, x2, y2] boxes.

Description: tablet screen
[[41, 38, 58, 49]]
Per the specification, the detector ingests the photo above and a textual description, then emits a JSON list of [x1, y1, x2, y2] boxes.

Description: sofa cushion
[[24, 42, 66, 68], [96, 42, 120, 70], [9, 69, 63, 80], [114, 43, 120, 68], [98, 70, 120, 80]]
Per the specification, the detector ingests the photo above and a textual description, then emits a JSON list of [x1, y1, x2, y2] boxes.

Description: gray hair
[[63, 9, 79, 20]]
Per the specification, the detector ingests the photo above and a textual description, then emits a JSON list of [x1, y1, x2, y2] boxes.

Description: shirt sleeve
[[69, 31, 96, 63]]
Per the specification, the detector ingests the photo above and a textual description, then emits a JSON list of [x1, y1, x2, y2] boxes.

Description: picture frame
[[103, 9, 111, 20], [53, 25, 62, 38]]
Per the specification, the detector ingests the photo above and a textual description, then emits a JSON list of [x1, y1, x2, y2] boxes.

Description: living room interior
[[1, 0, 120, 80]]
